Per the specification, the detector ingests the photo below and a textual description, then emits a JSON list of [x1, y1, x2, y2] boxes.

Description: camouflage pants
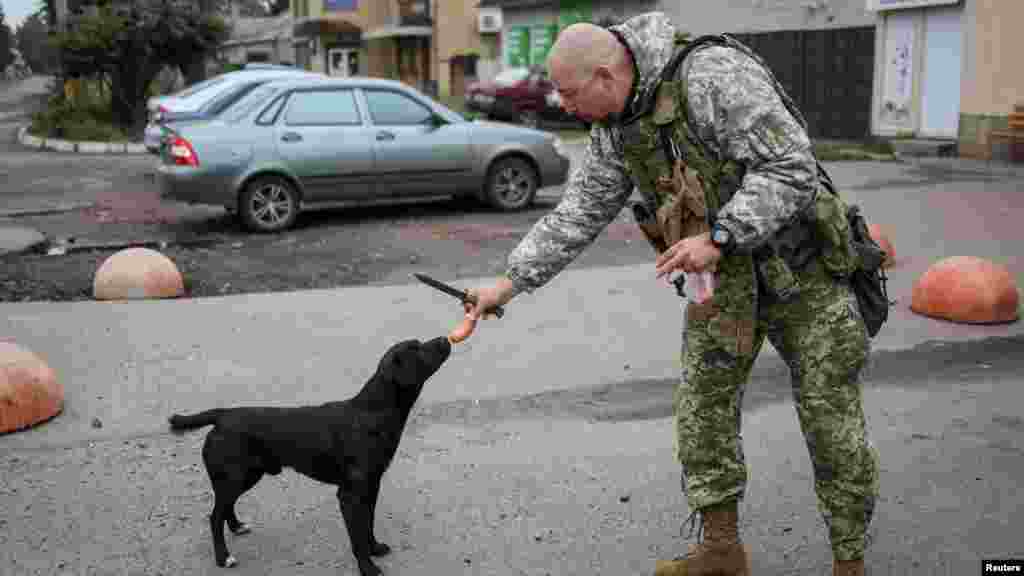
[[674, 255, 879, 562]]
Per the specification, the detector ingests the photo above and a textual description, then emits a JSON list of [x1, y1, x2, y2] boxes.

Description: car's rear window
[[223, 84, 283, 123], [494, 68, 530, 86], [175, 76, 227, 99], [199, 82, 261, 115]]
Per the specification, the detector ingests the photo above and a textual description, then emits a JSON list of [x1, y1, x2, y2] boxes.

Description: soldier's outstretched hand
[[463, 276, 517, 320]]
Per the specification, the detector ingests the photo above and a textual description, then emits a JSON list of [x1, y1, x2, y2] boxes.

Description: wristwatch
[[710, 222, 734, 255]]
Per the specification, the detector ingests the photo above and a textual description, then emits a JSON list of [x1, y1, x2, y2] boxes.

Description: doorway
[[328, 48, 359, 77], [921, 5, 962, 138]]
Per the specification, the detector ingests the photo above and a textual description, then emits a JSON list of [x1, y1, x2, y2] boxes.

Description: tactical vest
[[619, 33, 830, 303]]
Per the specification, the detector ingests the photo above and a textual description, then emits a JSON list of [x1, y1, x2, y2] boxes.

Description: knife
[[412, 273, 505, 319]]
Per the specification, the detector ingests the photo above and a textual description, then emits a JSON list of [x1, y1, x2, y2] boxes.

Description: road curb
[[44, 235, 228, 256], [0, 226, 49, 257], [0, 202, 95, 218], [16, 123, 150, 156]]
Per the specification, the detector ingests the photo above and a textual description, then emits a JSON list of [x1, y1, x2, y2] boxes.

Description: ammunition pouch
[[631, 200, 687, 298], [752, 216, 818, 303], [807, 174, 892, 337], [631, 200, 669, 255]]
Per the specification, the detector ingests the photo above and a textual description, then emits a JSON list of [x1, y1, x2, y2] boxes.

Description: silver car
[[157, 76, 571, 233], [144, 67, 324, 153]]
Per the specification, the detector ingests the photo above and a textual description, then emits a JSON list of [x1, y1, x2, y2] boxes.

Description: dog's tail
[[168, 409, 227, 434]]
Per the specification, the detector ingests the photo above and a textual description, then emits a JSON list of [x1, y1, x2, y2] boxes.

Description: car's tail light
[[169, 136, 199, 167]]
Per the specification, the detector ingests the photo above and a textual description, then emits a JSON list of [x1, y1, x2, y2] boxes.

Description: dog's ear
[[390, 346, 421, 390]]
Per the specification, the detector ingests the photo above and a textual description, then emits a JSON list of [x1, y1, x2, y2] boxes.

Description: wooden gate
[[730, 27, 875, 140]]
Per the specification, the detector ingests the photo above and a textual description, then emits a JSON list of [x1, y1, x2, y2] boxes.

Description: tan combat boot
[[654, 499, 750, 576], [834, 559, 865, 576]]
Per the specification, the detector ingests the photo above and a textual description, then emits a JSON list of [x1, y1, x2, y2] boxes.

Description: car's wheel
[[239, 175, 300, 233], [485, 156, 538, 212]]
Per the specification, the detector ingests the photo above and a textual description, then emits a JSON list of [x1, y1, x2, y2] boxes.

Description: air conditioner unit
[[478, 7, 502, 33]]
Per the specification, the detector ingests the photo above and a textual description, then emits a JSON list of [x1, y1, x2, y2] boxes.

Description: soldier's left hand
[[654, 232, 722, 280]]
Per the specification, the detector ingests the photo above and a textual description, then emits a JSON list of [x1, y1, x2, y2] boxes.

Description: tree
[[16, 13, 56, 73], [57, 0, 228, 132], [1, 4, 13, 71]]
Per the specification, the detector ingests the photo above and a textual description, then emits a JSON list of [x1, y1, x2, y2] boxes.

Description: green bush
[[28, 81, 129, 142]]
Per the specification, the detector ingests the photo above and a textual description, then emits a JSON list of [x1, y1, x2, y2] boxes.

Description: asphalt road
[[1, 335, 1022, 576]]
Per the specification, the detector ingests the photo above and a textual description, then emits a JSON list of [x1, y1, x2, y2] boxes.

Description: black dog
[[168, 337, 451, 576]]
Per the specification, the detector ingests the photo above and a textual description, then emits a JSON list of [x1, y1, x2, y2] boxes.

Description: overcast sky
[[3, 0, 36, 29]]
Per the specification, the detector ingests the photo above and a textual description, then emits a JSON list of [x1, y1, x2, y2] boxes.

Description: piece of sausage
[[448, 314, 478, 344]]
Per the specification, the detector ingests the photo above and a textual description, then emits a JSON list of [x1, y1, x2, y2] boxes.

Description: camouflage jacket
[[504, 11, 819, 296]]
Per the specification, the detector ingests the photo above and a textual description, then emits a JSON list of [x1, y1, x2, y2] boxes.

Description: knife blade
[[412, 273, 505, 318]]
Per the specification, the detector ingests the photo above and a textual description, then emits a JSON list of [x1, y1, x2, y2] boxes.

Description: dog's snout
[[425, 336, 452, 363]]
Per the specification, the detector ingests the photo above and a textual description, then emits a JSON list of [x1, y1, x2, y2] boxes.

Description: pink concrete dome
[[910, 256, 1020, 324], [0, 342, 64, 434], [867, 223, 895, 269], [93, 247, 185, 300]]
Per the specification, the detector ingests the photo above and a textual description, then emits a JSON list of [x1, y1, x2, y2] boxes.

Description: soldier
[[463, 11, 879, 576]]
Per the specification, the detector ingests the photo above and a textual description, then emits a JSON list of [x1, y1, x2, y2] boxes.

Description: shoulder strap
[[657, 34, 841, 201], [654, 34, 732, 167]]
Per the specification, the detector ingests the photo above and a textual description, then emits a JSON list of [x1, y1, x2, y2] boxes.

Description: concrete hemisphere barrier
[[910, 256, 1021, 324], [0, 341, 64, 434], [93, 247, 185, 301], [867, 223, 896, 268]]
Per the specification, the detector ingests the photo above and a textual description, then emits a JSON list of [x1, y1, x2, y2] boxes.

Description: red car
[[465, 66, 584, 129]]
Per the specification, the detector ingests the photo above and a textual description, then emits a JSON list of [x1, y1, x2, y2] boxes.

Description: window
[[363, 89, 432, 126], [200, 82, 260, 115], [284, 89, 361, 126], [256, 94, 289, 125], [493, 67, 530, 86], [463, 54, 478, 78], [223, 84, 284, 123], [175, 76, 227, 99]]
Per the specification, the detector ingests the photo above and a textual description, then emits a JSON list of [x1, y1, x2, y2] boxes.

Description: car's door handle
[[281, 132, 303, 142], [376, 131, 395, 142]]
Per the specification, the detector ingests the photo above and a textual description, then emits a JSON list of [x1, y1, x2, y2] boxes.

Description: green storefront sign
[[530, 24, 558, 67], [507, 26, 531, 67], [506, 0, 592, 68]]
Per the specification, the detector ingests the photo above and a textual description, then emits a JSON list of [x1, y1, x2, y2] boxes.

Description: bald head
[[547, 23, 628, 82], [545, 22, 634, 123]]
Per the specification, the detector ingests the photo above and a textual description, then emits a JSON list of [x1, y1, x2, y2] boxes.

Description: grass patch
[[814, 138, 899, 162]]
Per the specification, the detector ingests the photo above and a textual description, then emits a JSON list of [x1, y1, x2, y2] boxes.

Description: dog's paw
[[230, 523, 251, 536], [370, 541, 391, 557], [217, 555, 238, 568]]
